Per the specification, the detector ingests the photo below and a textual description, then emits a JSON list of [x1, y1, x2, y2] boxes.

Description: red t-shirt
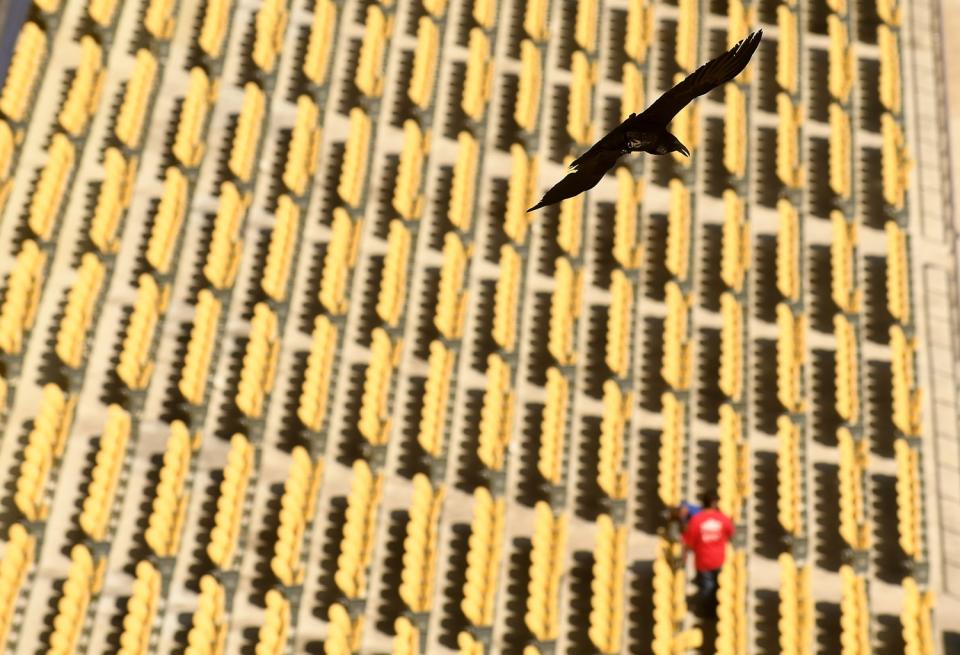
[[682, 508, 735, 572]]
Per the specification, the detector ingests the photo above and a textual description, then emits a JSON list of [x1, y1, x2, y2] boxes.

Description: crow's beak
[[678, 143, 690, 157]]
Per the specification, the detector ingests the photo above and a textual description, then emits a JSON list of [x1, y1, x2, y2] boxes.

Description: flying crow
[[527, 29, 763, 212]]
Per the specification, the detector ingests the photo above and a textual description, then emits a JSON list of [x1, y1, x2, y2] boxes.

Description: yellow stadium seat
[[675, 0, 698, 73], [492, 244, 521, 351], [179, 289, 221, 406], [236, 303, 280, 418], [55, 253, 106, 369], [776, 303, 806, 413], [659, 393, 685, 506], [828, 103, 851, 199], [588, 514, 626, 654], [335, 459, 384, 599], [0, 22, 46, 123], [568, 51, 596, 145], [208, 434, 253, 569], [256, 589, 290, 654], [304, 0, 337, 85], [262, 195, 301, 301], [118, 560, 160, 655], [58, 36, 105, 136], [0, 240, 46, 355], [252, 0, 288, 73], [319, 208, 363, 314], [28, 132, 75, 241], [393, 119, 430, 219], [557, 175, 584, 255], [174, 67, 218, 168], [878, 25, 901, 114], [145, 0, 177, 40], [89, 0, 121, 27], [548, 257, 582, 365], [229, 82, 266, 183], [621, 62, 645, 123], [399, 474, 445, 612], [298, 315, 338, 432], [394, 616, 419, 655], [146, 167, 189, 274], [418, 340, 455, 456], [524, 0, 548, 41], [605, 270, 633, 378], [624, 0, 654, 62], [423, 0, 447, 17], [356, 5, 393, 97], [435, 232, 471, 339], [204, 182, 250, 289], [377, 220, 411, 326], [146, 421, 196, 557], [777, 6, 798, 93], [827, 16, 855, 103], [408, 17, 439, 109], [504, 144, 538, 243], [116, 49, 159, 148], [359, 327, 402, 445], [0, 523, 36, 650], [724, 84, 746, 177], [449, 130, 479, 230], [515, 40, 542, 132], [833, 314, 859, 423], [885, 221, 910, 323], [462, 486, 505, 627], [463, 28, 494, 120], [666, 179, 691, 279], [338, 107, 372, 207], [47, 544, 103, 653], [662, 282, 693, 391], [539, 367, 569, 485], [776, 199, 800, 301], [90, 148, 138, 254], [830, 211, 859, 313], [877, 0, 903, 26], [776, 93, 804, 189], [613, 167, 643, 269], [721, 189, 749, 292], [598, 381, 630, 499], [719, 293, 743, 400], [79, 405, 132, 540], [478, 354, 514, 470], [526, 502, 566, 640], [117, 274, 168, 389], [881, 112, 911, 210], [837, 429, 869, 550], [574, 0, 597, 52], [776, 417, 801, 535]]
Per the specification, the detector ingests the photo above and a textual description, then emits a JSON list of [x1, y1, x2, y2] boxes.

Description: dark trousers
[[693, 568, 721, 614]]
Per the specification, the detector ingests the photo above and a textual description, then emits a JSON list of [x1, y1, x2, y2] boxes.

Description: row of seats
[[724, 84, 746, 178], [776, 199, 800, 302], [515, 39, 541, 132], [833, 313, 860, 424], [462, 29, 494, 121], [283, 96, 321, 197], [460, 487, 506, 639], [525, 501, 566, 642], [901, 577, 935, 655], [204, 182, 250, 289], [778, 553, 813, 655], [173, 67, 218, 169], [180, 290, 222, 406], [117, 560, 160, 655], [662, 281, 693, 391], [146, 167, 189, 274], [830, 211, 859, 313], [359, 327, 402, 445], [185, 574, 227, 655], [304, 0, 337, 86], [776, 303, 806, 414], [666, 179, 691, 281], [55, 253, 106, 369], [0, 240, 47, 354], [675, 0, 699, 74], [597, 381, 630, 500], [827, 15, 855, 104], [235, 302, 280, 418], [721, 190, 749, 293], [59, 36, 105, 137], [613, 168, 643, 269], [548, 257, 581, 365], [89, 147, 137, 254], [878, 25, 902, 114], [252, 0, 288, 74], [777, 6, 799, 94], [257, 589, 290, 655], [338, 108, 371, 209], [28, 132, 75, 242], [14, 384, 76, 520], [262, 195, 301, 302], [885, 221, 911, 323], [651, 538, 701, 655], [0, 121, 14, 212], [839, 565, 870, 655], [398, 473, 445, 613], [333, 458, 383, 600], [574, 0, 598, 54], [79, 404, 132, 541], [117, 274, 169, 390], [208, 433, 254, 570], [297, 314, 338, 432], [718, 403, 748, 522], [0, 524, 35, 651], [522, 0, 548, 42], [409, 17, 439, 110], [777, 416, 803, 536], [436, 232, 471, 339], [393, 120, 429, 220], [477, 354, 513, 471], [47, 544, 104, 654], [272, 446, 323, 587], [715, 546, 747, 654], [894, 438, 923, 560], [88, 0, 122, 29], [568, 51, 596, 146], [539, 367, 570, 486], [605, 270, 632, 378], [0, 22, 46, 123], [881, 112, 911, 210], [356, 5, 393, 98], [229, 82, 266, 183], [449, 131, 480, 231], [417, 340, 455, 457], [658, 392, 685, 508], [556, 163, 584, 255], [197, 0, 234, 60], [378, 220, 412, 327], [776, 93, 804, 189], [492, 243, 521, 351], [115, 49, 159, 150], [145, 0, 177, 41], [890, 324, 922, 436], [837, 428, 870, 551], [623, 0, 654, 63], [828, 103, 852, 200], [588, 514, 626, 654], [719, 293, 744, 401], [146, 420, 199, 558], [324, 602, 363, 655]]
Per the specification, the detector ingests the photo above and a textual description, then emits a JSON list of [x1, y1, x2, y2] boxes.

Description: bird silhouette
[[527, 29, 763, 212]]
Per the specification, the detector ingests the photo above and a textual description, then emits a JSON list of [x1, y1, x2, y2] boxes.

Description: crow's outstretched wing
[[527, 149, 624, 212], [629, 30, 762, 129]]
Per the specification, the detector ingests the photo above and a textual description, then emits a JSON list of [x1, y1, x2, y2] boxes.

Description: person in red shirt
[[682, 489, 735, 614]]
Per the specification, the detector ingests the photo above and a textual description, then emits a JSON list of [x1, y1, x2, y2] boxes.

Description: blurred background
[[0, 0, 954, 653]]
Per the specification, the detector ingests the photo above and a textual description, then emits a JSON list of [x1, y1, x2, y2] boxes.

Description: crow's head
[[658, 132, 690, 157]]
